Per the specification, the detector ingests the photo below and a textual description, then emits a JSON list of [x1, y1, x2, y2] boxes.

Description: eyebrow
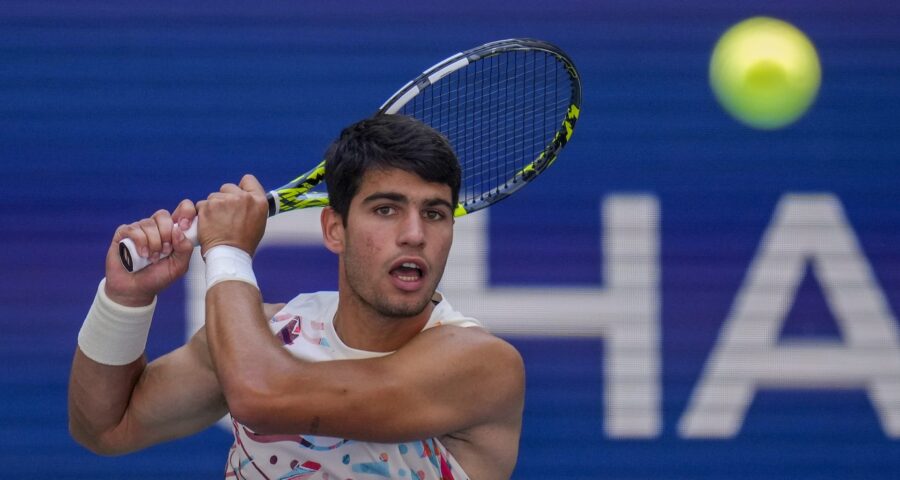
[[361, 192, 454, 211]]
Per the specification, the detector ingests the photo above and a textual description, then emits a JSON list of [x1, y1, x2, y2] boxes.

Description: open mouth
[[391, 261, 423, 282]]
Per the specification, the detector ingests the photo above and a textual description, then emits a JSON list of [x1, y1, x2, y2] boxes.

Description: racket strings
[[400, 50, 573, 207]]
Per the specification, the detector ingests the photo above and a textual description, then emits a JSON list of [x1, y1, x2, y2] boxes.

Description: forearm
[[203, 275, 360, 437], [205, 281, 282, 422], [68, 278, 156, 453], [204, 282, 406, 439], [69, 280, 227, 454], [68, 350, 146, 454], [205, 281, 267, 362]]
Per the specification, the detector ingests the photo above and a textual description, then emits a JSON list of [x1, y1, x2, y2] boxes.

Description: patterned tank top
[[224, 291, 480, 480]]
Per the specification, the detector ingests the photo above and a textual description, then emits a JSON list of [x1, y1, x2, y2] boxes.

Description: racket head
[[120, 39, 580, 273], [268, 38, 581, 219], [378, 38, 582, 216]]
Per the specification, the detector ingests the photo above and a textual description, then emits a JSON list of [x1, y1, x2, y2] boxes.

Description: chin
[[376, 294, 433, 319]]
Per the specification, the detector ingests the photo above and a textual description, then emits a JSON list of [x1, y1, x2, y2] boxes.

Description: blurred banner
[[1, 1, 898, 478]]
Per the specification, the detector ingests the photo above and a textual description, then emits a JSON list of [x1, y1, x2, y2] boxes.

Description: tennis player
[[69, 114, 525, 480]]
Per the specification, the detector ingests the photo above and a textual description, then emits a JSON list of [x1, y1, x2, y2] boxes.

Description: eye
[[375, 206, 396, 216], [424, 209, 447, 221]]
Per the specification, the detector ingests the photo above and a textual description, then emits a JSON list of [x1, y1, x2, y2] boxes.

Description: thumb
[[172, 223, 198, 253], [167, 223, 197, 269]]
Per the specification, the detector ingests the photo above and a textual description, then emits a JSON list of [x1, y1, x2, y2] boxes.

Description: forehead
[[353, 167, 453, 203]]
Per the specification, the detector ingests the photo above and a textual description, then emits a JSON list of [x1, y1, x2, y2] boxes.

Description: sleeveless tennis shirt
[[224, 291, 480, 480]]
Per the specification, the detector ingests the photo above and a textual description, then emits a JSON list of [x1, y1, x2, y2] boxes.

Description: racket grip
[[118, 219, 199, 272]]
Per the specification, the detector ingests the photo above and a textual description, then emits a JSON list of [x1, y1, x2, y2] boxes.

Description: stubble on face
[[337, 169, 453, 322], [341, 225, 446, 320]]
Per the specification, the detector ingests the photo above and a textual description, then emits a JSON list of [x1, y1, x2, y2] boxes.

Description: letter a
[[679, 194, 900, 438]]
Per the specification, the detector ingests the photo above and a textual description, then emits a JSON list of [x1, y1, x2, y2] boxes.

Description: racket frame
[[122, 38, 580, 272], [267, 37, 581, 218]]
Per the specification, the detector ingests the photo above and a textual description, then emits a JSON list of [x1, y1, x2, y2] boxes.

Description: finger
[[172, 199, 197, 231], [138, 217, 164, 262], [112, 222, 132, 243], [151, 209, 175, 257], [195, 199, 207, 220], [169, 204, 197, 252], [170, 222, 193, 253], [220, 183, 241, 194], [165, 221, 197, 276], [116, 222, 150, 258], [207, 191, 226, 202], [239, 174, 265, 194]]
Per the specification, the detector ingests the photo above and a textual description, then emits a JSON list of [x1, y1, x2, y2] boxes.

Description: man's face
[[337, 167, 455, 319]]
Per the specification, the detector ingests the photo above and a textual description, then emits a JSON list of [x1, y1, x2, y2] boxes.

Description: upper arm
[[233, 326, 525, 443], [127, 326, 228, 443], [78, 327, 227, 455], [374, 327, 525, 441]]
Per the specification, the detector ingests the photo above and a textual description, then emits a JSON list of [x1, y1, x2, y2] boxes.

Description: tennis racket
[[120, 38, 581, 272]]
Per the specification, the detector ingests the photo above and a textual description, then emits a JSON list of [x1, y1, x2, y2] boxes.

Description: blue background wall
[[1, 1, 899, 478]]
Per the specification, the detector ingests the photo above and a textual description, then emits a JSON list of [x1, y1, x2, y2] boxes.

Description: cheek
[[345, 233, 383, 281], [354, 231, 384, 262], [431, 226, 453, 258], [362, 232, 381, 254]]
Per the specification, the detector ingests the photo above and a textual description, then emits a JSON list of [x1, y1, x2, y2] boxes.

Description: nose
[[397, 211, 426, 247]]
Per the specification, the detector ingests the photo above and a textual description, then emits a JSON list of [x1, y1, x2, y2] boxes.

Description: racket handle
[[118, 218, 199, 272]]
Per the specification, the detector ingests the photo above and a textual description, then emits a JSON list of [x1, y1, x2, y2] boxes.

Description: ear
[[321, 207, 345, 254]]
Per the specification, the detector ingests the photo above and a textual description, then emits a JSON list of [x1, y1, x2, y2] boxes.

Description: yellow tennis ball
[[710, 17, 821, 129]]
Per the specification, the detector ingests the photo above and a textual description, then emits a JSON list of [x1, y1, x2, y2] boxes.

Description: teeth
[[395, 261, 422, 283]]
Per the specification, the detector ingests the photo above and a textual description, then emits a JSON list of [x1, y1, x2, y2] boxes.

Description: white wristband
[[204, 245, 258, 291], [77, 278, 156, 366]]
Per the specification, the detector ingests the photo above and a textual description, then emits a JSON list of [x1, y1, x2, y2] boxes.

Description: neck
[[333, 291, 433, 352]]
